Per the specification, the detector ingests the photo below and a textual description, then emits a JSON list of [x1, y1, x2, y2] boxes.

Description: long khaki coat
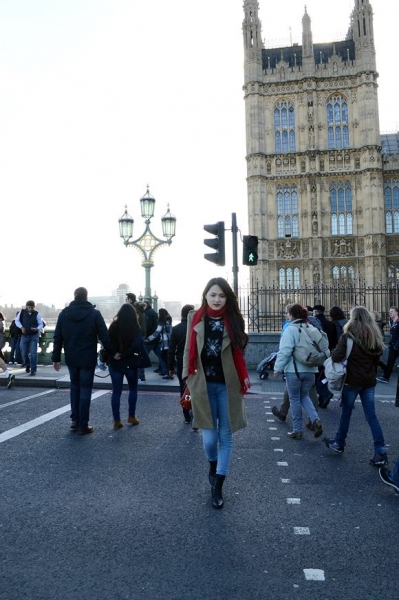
[[182, 311, 247, 433]]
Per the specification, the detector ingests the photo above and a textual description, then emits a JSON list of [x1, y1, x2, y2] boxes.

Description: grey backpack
[[292, 322, 330, 367]]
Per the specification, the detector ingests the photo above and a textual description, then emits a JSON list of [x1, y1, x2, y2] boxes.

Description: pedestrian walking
[[108, 303, 150, 429], [377, 306, 399, 384], [145, 308, 172, 377], [379, 458, 399, 494], [0, 357, 15, 388], [52, 287, 117, 435], [323, 306, 388, 466], [167, 304, 194, 423], [0, 312, 5, 361], [329, 305, 348, 348], [273, 304, 324, 440], [15, 301, 44, 376], [183, 277, 250, 509], [8, 313, 22, 365]]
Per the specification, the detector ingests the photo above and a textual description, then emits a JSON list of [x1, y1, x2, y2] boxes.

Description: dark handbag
[[180, 385, 192, 411], [128, 339, 152, 369]]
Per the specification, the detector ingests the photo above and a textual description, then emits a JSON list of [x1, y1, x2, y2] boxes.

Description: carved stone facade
[[243, 0, 399, 288]]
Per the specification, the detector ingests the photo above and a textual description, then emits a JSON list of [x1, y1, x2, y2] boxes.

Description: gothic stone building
[[243, 0, 399, 290]]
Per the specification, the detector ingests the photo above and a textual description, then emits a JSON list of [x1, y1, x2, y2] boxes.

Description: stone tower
[[243, 0, 399, 289]]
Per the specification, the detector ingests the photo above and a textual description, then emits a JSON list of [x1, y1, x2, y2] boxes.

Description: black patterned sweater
[[201, 316, 225, 384]]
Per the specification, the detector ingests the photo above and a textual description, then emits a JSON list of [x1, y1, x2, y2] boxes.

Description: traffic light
[[243, 235, 259, 265], [204, 222, 225, 266]]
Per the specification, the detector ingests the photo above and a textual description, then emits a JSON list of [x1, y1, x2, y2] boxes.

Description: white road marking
[[303, 569, 325, 581], [271, 436, 280, 440], [0, 389, 56, 409], [294, 527, 310, 535], [281, 479, 291, 483], [277, 461, 288, 466], [274, 448, 284, 452], [0, 390, 109, 443], [267, 419, 275, 422], [287, 498, 301, 504], [269, 427, 277, 430]]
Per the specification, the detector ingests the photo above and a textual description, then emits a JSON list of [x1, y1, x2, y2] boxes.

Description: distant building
[[243, 0, 399, 288]]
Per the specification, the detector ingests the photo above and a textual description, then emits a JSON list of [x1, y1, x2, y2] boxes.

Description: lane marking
[[294, 527, 310, 535], [269, 427, 277, 430], [274, 448, 284, 452], [303, 569, 325, 581], [0, 390, 108, 443], [287, 498, 301, 504], [0, 389, 56, 409], [267, 419, 275, 422], [277, 461, 288, 466], [281, 479, 291, 483], [271, 436, 280, 440]]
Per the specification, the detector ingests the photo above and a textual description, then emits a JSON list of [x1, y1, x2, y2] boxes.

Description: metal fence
[[239, 282, 399, 333]]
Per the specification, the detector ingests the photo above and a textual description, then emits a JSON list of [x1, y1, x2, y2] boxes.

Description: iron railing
[[239, 282, 399, 333]]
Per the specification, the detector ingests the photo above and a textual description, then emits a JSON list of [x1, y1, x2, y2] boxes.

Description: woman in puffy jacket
[[323, 306, 388, 466]]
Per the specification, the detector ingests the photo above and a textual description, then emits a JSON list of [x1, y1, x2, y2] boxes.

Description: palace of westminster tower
[[243, 0, 399, 289]]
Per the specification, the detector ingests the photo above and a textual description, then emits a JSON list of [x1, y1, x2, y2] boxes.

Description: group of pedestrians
[[271, 302, 399, 498]]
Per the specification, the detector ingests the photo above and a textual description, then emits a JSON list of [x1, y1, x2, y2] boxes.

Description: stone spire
[[242, 0, 263, 51], [352, 0, 376, 69], [302, 6, 313, 58]]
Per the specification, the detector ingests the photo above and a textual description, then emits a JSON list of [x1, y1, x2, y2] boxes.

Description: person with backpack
[[323, 306, 388, 466], [273, 304, 325, 439]]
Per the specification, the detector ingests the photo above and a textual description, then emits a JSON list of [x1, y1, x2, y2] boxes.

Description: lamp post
[[118, 186, 176, 307]]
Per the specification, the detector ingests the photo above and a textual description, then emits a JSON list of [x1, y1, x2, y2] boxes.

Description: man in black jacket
[[167, 304, 194, 423], [52, 287, 117, 435]]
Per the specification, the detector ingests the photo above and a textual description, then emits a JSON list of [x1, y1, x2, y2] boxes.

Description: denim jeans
[[9, 337, 22, 363], [20, 334, 39, 372], [201, 382, 233, 476], [334, 384, 386, 453], [68, 366, 96, 429], [285, 372, 319, 432], [153, 343, 168, 375], [109, 365, 138, 421], [280, 377, 318, 416]]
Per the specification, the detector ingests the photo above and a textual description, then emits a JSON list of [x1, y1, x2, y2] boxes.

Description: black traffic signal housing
[[243, 235, 259, 266], [204, 222, 225, 266]]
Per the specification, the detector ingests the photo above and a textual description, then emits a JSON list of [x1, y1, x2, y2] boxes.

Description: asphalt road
[[0, 385, 398, 600]]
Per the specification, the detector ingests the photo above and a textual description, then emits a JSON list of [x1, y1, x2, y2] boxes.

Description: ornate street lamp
[[118, 185, 176, 304]]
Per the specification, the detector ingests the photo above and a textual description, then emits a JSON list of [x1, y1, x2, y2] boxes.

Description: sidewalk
[[1, 363, 398, 396]]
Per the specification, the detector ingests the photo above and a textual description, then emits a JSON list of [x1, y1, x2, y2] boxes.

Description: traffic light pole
[[232, 212, 238, 296]]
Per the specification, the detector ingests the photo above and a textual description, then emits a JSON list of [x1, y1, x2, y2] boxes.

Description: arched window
[[275, 101, 295, 152], [279, 267, 300, 288], [330, 181, 353, 235], [332, 264, 355, 283], [327, 96, 349, 149], [277, 184, 298, 238], [385, 180, 399, 234]]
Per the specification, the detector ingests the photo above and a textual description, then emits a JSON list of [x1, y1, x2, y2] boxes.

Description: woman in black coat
[[108, 303, 149, 429]]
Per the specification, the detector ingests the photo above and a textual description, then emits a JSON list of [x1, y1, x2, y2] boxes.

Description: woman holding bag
[[183, 277, 250, 509], [323, 306, 388, 466], [108, 303, 150, 429]]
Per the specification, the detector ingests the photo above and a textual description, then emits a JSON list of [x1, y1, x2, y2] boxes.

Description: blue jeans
[[390, 457, 399, 485], [201, 382, 233, 476], [285, 372, 319, 432], [20, 334, 39, 371], [68, 366, 96, 429], [9, 337, 22, 363], [109, 365, 138, 421], [334, 385, 386, 453]]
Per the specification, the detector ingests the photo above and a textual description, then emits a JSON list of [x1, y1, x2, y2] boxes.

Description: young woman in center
[[183, 277, 250, 509]]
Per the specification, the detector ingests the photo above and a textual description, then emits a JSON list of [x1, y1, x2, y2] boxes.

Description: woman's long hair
[[286, 303, 307, 321], [330, 306, 346, 322], [109, 303, 140, 353], [201, 277, 248, 350], [158, 308, 171, 324], [344, 306, 384, 352]]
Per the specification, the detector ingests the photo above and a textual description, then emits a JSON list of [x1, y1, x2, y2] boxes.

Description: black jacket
[[331, 333, 381, 388], [168, 318, 188, 370], [108, 326, 148, 371], [144, 307, 158, 337], [315, 313, 336, 349], [52, 300, 114, 368]]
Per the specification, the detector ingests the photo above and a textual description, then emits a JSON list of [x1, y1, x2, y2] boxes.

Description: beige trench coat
[[182, 311, 247, 433]]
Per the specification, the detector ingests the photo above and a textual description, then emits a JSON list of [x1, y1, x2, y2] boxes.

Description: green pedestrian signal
[[243, 235, 259, 266]]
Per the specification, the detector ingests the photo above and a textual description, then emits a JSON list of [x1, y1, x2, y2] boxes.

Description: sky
[[0, 0, 398, 310]]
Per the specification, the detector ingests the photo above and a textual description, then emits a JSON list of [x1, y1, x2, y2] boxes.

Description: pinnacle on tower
[[302, 5, 313, 58], [243, 0, 263, 50]]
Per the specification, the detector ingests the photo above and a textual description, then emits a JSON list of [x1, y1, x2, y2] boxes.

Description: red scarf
[[188, 306, 250, 395]]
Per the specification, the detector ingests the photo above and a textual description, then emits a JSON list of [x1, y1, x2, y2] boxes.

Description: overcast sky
[[0, 0, 397, 311]]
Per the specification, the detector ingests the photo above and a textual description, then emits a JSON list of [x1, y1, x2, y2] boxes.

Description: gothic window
[[327, 96, 349, 149], [388, 264, 399, 284], [279, 267, 300, 288], [330, 181, 353, 235], [274, 101, 295, 153], [385, 179, 399, 234], [277, 184, 299, 238], [332, 264, 355, 282]]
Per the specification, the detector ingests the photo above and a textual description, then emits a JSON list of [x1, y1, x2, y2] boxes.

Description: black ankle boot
[[208, 461, 217, 486], [212, 474, 225, 509]]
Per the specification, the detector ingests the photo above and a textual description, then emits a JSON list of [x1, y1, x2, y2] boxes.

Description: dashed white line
[[303, 569, 325, 581], [277, 461, 288, 466], [287, 498, 301, 504], [294, 527, 310, 535], [0, 389, 56, 409]]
